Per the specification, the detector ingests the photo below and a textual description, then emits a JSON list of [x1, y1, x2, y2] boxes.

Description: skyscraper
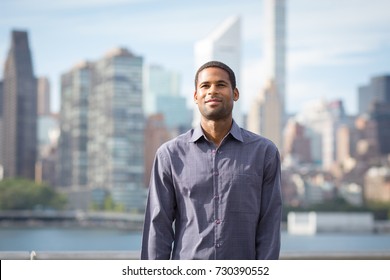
[[0, 81, 3, 172], [358, 75, 390, 155], [143, 64, 191, 131], [89, 48, 146, 211], [294, 99, 347, 169], [247, 0, 286, 150], [1, 30, 37, 179], [58, 48, 146, 211], [247, 80, 283, 148], [37, 77, 51, 115], [358, 75, 390, 114], [283, 119, 312, 164], [57, 61, 91, 188], [143, 113, 171, 187], [264, 0, 286, 114], [194, 15, 242, 126]]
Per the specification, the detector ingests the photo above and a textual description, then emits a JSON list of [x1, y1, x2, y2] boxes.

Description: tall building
[[364, 166, 390, 203], [1, 30, 37, 179], [336, 124, 354, 164], [58, 48, 146, 212], [37, 77, 51, 115], [358, 74, 390, 156], [194, 15, 242, 126], [358, 75, 390, 115], [370, 103, 390, 155], [36, 113, 59, 187], [357, 85, 371, 115], [247, 80, 282, 148], [247, 0, 286, 150], [36, 76, 59, 186], [264, 0, 286, 114], [354, 116, 378, 161], [295, 99, 346, 169], [0, 81, 3, 171], [143, 64, 191, 131], [88, 48, 146, 211], [144, 114, 171, 187], [283, 118, 311, 164], [57, 61, 91, 188]]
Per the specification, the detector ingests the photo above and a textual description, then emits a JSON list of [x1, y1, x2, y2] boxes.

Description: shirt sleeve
[[141, 147, 176, 260], [256, 145, 282, 259]]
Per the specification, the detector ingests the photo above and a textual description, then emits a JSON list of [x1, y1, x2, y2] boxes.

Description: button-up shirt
[[141, 120, 282, 260]]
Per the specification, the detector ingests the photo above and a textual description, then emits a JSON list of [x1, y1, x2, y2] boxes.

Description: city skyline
[[1, 0, 390, 115]]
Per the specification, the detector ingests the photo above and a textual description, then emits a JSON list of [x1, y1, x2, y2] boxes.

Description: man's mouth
[[205, 98, 222, 103]]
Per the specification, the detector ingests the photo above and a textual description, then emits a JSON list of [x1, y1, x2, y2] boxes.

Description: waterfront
[[1, 226, 390, 254]]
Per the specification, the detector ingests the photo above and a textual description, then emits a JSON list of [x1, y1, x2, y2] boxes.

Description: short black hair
[[194, 61, 236, 90]]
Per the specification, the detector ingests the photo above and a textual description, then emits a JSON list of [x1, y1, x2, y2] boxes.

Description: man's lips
[[205, 98, 222, 103]]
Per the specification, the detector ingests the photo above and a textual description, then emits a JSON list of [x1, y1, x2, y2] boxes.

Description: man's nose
[[207, 84, 218, 94]]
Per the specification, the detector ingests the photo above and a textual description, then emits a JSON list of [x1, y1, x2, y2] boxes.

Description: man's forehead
[[198, 67, 230, 80]]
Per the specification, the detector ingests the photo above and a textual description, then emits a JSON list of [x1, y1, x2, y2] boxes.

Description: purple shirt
[[141, 121, 282, 259]]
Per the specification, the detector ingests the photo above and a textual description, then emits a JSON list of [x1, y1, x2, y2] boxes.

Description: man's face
[[194, 67, 239, 121]]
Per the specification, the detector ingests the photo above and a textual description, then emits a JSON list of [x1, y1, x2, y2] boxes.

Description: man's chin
[[202, 112, 230, 121]]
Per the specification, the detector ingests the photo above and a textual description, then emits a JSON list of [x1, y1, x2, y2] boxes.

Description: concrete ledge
[[1, 251, 390, 260], [0, 251, 31, 260], [280, 251, 390, 260]]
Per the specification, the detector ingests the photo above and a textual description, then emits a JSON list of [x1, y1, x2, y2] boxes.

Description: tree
[[0, 178, 67, 210], [90, 194, 125, 212]]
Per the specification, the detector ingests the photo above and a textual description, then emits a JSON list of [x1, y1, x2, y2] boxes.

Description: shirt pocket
[[226, 173, 262, 214]]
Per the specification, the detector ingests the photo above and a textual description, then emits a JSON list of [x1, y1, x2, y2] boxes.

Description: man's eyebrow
[[200, 80, 228, 84]]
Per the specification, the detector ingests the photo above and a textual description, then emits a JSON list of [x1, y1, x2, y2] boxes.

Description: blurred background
[[1, 0, 390, 259]]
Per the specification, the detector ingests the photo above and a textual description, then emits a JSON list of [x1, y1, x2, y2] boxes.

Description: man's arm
[[256, 146, 282, 259], [141, 148, 176, 259]]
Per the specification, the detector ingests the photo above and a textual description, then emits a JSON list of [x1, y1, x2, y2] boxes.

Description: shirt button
[[215, 219, 221, 224], [214, 195, 219, 200], [214, 171, 219, 176], [216, 243, 222, 248]]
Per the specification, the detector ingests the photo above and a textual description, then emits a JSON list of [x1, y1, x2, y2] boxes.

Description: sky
[[1, 0, 390, 116]]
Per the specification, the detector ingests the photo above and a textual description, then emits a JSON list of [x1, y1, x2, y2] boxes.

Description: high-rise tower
[[88, 48, 146, 211], [58, 48, 146, 211], [57, 61, 91, 188], [247, 0, 286, 150], [143, 64, 191, 131], [1, 30, 37, 179], [194, 15, 242, 126], [358, 75, 390, 155], [264, 0, 286, 115], [37, 77, 51, 115]]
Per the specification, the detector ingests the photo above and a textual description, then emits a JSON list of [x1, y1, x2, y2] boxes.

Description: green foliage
[[0, 178, 67, 210], [365, 201, 390, 220], [89, 194, 125, 212]]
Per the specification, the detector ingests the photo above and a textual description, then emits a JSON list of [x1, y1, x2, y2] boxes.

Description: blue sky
[[1, 0, 390, 115]]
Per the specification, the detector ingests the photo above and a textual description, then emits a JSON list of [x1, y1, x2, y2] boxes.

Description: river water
[[1, 226, 390, 253]]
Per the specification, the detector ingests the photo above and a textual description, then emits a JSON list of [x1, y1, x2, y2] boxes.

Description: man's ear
[[194, 90, 198, 104], [233, 88, 239, 101]]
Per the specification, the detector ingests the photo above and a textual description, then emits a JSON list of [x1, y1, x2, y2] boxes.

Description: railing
[[1, 251, 390, 260]]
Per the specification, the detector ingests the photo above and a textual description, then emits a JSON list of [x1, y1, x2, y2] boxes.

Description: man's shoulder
[[157, 129, 194, 154], [239, 127, 277, 149]]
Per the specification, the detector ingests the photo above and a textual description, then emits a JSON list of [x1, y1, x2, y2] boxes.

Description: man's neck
[[200, 118, 233, 147]]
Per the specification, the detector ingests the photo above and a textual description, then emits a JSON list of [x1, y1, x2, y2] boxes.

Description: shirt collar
[[190, 120, 244, 143]]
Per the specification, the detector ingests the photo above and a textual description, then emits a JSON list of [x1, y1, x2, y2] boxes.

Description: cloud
[[2, 0, 389, 115], [288, 47, 374, 71], [289, 0, 390, 70], [6, 0, 154, 11]]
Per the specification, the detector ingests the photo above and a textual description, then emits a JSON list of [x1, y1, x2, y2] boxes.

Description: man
[[141, 61, 282, 260]]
